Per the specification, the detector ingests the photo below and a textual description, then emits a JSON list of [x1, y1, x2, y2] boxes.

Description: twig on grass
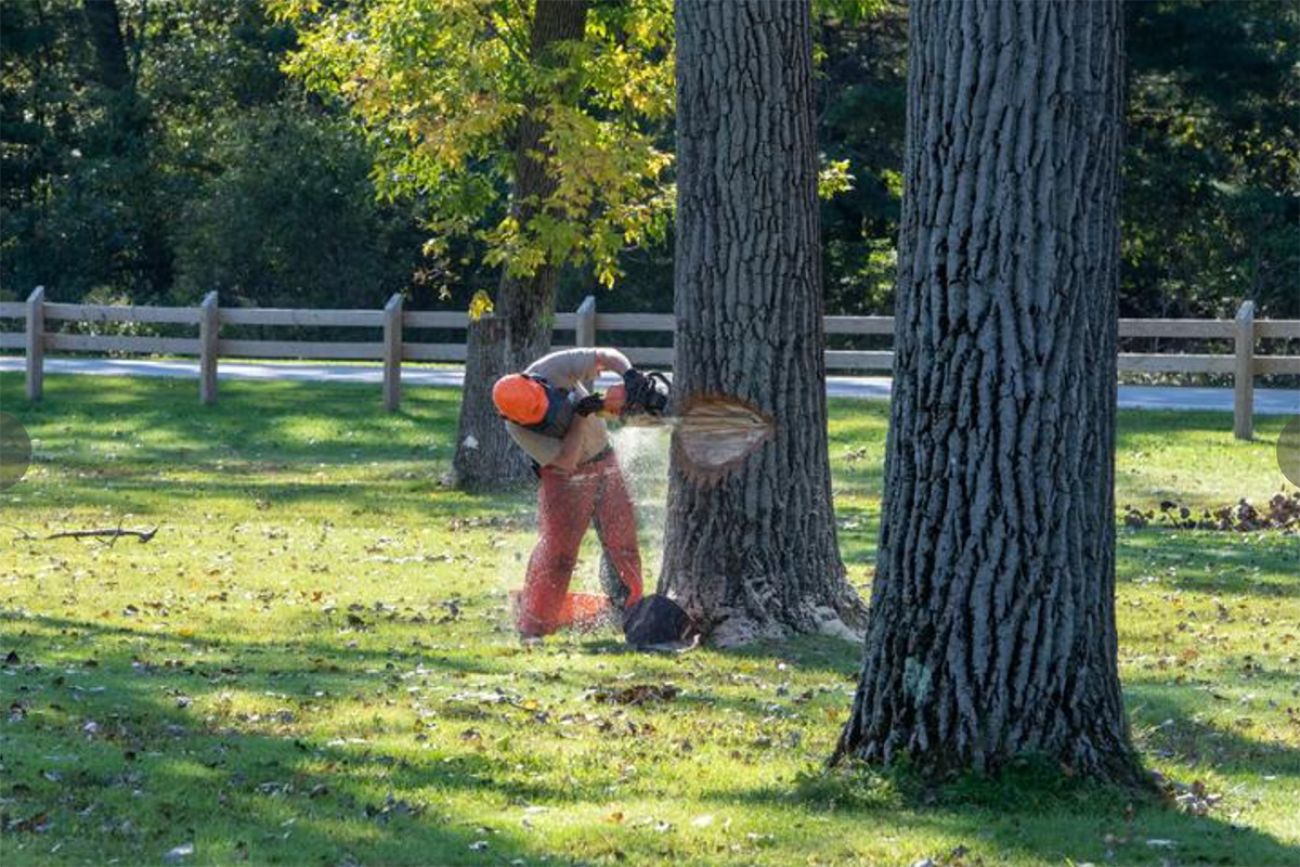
[[45, 526, 159, 544]]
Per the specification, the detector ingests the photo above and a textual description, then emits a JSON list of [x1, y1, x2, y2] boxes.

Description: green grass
[[1, 372, 1297, 866]]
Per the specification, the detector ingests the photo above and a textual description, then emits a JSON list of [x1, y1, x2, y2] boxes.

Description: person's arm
[[529, 348, 628, 388], [546, 413, 590, 473], [594, 348, 632, 376]]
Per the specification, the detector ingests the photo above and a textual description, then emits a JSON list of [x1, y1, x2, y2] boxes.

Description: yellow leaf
[[467, 290, 495, 322]]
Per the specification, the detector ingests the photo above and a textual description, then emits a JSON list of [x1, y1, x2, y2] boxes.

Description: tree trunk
[[834, 0, 1143, 784], [452, 0, 587, 491], [660, 0, 866, 646], [82, 0, 131, 93]]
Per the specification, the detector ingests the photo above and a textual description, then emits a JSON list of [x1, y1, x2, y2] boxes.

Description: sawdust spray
[[573, 422, 672, 592]]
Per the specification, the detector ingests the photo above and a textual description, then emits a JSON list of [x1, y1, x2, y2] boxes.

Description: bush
[[172, 109, 422, 310]]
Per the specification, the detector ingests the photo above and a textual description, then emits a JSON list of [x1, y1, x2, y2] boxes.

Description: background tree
[[815, 1, 908, 318], [1, 0, 422, 310], [834, 0, 1144, 783], [277, 0, 675, 489], [1122, 0, 1299, 320], [6, 1, 1292, 331], [457, 0, 591, 490], [660, 0, 865, 645]]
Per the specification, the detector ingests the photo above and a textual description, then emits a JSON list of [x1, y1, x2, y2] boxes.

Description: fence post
[[576, 295, 597, 348], [25, 286, 44, 401], [576, 295, 597, 390], [1233, 300, 1255, 441], [383, 293, 404, 412], [199, 291, 220, 405]]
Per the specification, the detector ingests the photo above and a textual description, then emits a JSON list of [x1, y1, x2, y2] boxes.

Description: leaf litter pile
[[1123, 492, 1300, 532]]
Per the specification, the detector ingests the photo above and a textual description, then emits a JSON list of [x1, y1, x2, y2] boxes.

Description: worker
[[492, 347, 645, 637]]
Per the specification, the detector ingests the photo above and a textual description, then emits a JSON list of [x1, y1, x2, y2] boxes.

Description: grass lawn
[[1, 372, 1297, 866]]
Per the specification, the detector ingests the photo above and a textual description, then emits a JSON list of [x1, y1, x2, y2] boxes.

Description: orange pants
[[517, 451, 644, 636]]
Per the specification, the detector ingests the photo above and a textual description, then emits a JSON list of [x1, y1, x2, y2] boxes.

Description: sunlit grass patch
[[1, 373, 1297, 865]]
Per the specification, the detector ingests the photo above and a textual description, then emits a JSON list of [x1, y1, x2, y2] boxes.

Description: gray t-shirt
[[504, 348, 614, 467]]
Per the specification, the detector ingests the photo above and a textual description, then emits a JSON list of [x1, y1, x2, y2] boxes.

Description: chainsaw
[[530, 369, 772, 478], [521, 368, 671, 438], [596, 369, 672, 422]]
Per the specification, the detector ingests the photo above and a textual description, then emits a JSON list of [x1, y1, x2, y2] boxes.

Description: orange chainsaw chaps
[[508, 590, 619, 632]]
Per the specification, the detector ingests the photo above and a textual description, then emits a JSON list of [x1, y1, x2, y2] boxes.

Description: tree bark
[[834, 0, 1143, 784], [452, 0, 588, 491], [660, 0, 865, 646]]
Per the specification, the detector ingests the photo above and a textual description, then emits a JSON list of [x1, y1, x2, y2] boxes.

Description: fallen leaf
[[584, 683, 680, 706], [163, 842, 195, 864]]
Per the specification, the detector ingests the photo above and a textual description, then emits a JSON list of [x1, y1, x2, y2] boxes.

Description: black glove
[[574, 394, 607, 416]]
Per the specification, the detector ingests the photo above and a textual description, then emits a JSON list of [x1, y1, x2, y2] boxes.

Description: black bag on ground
[[623, 594, 697, 648]]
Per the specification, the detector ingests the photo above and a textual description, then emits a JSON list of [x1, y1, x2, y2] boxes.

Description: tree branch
[[45, 527, 158, 543]]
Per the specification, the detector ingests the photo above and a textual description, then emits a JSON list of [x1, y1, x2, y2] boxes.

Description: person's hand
[[575, 394, 606, 416]]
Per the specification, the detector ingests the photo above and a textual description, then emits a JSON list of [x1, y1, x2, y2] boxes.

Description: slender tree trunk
[[453, 0, 587, 491], [660, 0, 865, 646], [81, 0, 171, 296], [834, 0, 1143, 784], [83, 0, 131, 92]]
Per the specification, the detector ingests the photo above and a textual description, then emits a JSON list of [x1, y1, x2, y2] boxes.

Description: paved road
[[2, 357, 1297, 415]]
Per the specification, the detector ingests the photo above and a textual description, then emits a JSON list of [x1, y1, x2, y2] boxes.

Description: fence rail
[[2, 288, 1297, 439]]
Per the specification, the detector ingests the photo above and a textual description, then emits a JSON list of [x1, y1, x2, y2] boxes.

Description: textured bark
[[834, 0, 1142, 783], [452, 0, 587, 491], [661, 0, 866, 646], [453, 317, 535, 490]]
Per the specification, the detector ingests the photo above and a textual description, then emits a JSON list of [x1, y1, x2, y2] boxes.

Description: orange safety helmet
[[492, 373, 549, 425]]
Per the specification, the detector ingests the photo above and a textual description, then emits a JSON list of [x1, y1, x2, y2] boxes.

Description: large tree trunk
[[660, 0, 865, 646], [452, 0, 587, 491], [834, 0, 1142, 784]]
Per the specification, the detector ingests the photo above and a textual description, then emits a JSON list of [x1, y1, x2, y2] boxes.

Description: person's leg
[[591, 454, 643, 610], [517, 467, 598, 636]]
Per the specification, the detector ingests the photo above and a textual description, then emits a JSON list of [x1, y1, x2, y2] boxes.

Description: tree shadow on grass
[[709, 755, 1300, 866], [0, 613, 623, 865], [1126, 682, 1300, 779], [1116, 529, 1300, 598], [703, 635, 1299, 864], [6, 613, 1298, 866], [1, 373, 465, 470], [7, 472, 538, 519]]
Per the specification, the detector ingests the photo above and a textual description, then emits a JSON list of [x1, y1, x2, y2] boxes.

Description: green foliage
[[1, 0, 162, 299], [0, 0, 426, 307], [814, 3, 909, 316], [172, 109, 421, 308], [817, 157, 855, 200], [274, 0, 676, 295], [2, 0, 1294, 323], [1123, 0, 1299, 318]]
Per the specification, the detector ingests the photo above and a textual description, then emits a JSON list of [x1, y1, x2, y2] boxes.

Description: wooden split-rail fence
[[2, 288, 1297, 440]]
